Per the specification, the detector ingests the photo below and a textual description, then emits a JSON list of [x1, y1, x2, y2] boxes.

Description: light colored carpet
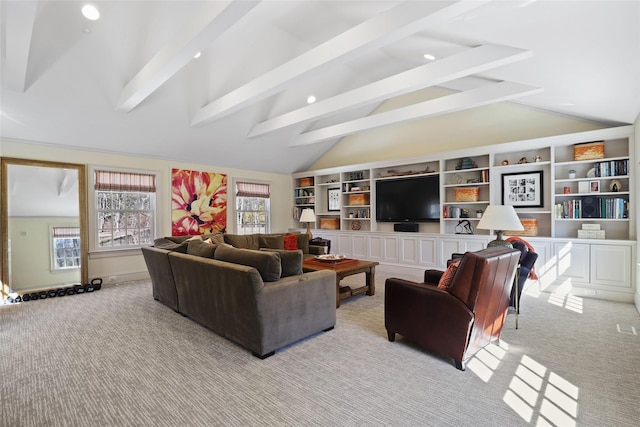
[[1, 267, 639, 427]]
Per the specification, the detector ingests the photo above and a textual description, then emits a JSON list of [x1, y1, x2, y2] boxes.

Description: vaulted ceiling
[[1, 1, 639, 174]]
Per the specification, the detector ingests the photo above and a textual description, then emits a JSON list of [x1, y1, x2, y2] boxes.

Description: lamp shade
[[299, 208, 316, 223], [477, 205, 524, 232]]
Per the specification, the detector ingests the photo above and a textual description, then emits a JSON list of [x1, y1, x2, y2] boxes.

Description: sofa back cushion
[[215, 245, 282, 282], [224, 234, 261, 250], [153, 237, 189, 253], [260, 248, 303, 277], [187, 239, 217, 258], [259, 235, 284, 250], [296, 233, 310, 254]]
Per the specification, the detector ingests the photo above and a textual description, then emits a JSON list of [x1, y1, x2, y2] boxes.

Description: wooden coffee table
[[303, 258, 379, 308]]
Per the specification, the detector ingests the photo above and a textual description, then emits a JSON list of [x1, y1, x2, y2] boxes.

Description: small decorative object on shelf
[[609, 179, 622, 192], [568, 169, 576, 179], [518, 156, 528, 164], [351, 220, 362, 231], [533, 155, 542, 162], [501, 159, 509, 166], [455, 157, 477, 170], [455, 220, 474, 234], [476, 210, 483, 218]]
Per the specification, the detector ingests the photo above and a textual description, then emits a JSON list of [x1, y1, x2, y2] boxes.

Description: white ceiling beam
[[249, 44, 531, 138], [191, 0, 491, 127], [290, 82, 543, 146], [116, 0, 259, 112], [3, 1, 38, 92]]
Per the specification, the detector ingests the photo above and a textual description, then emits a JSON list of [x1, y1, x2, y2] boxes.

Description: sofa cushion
[[215, 245, 282, 282], [283, 234, 298, 250], [259, 234, 284, 250], [260, 248, 303, 277], [438, 259, 460, 290], [224, 234, 261, 250], [296, 233, 310, 254], [153, 238, 188, 253], [187, 239, 217, 258]]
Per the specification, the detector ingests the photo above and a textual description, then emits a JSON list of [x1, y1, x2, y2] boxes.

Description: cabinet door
[[418, 236, 438, 267], [368, 235, 384, 262], [554, 242, 590, 282], [590, 244, 632, 288], [382, 235, 399, 263], [399, 236, 418, 264], [352, 234, 367, 259], [337, 234, 353, 257], [439, 238, 462, 266]]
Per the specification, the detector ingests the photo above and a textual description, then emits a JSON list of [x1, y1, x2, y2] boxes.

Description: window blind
[[53, 226, 80, 237], [236, 182, 270, 198], [95, 170, 156, 192]]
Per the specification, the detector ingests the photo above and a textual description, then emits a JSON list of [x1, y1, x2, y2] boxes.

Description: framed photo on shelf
[[589, 180, 600, 192], [501, 171, 543, 208], [328, 188, 341, 211]]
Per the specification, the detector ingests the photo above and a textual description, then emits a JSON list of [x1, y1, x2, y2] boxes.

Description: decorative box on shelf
[[299, 177, 314, 187], [320, 218, 340, 230], [454, 187, 479, 202], [578, 223, 605, 239], [506, 218, 538, 237], [348, 193, 370, 205], [574, 141, 604, 161]]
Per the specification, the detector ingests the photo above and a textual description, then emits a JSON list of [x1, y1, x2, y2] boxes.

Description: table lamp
[[299, 208, 316, 239], [476, 205, 524, 248]]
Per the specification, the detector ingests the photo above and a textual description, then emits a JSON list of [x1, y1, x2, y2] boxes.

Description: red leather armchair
[[384, 247, 520, 370]]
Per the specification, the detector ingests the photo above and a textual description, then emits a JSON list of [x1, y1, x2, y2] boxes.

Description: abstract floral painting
[[171, 168, 227, 236]]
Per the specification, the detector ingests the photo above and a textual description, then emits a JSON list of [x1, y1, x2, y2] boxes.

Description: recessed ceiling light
[[307, 95, 316, 104], [423, 53, 436, 61], [82, 4, 100, 21], [193, 52, 202, 59]]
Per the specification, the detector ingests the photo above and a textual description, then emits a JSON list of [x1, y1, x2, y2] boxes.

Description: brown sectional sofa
[[141, 232, 336, 359]]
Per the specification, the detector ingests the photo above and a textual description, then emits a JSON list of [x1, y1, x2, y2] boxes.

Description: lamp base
[[306, 223, 313, 240], [487, 239, 513, 248]]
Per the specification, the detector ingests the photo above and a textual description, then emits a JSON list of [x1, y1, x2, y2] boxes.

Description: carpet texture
[[1, 267, 639, 426]]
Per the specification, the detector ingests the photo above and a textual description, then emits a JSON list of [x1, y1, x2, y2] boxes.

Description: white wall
[[310, 86, 605, 170], [1, 140, 293, 283]]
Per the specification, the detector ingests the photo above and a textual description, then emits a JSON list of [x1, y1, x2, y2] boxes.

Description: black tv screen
[[375, 175, 440, 222]]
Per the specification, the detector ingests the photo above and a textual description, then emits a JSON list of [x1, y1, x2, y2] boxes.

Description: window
[[235, 181, 270, 235], [51, 226, 81, 270], [94, 169, 156, 249]]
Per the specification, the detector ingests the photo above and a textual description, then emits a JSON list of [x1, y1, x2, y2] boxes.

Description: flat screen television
[[375, 175, 440, 222]]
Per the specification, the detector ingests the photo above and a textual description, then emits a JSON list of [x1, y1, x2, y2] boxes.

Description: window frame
[[50, 225, 81, 272], [88, 166, 159, 254], [234, 179, 271, 235]]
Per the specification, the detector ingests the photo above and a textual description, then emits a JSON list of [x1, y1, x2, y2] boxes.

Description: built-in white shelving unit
[[292, 126, 637, 302]]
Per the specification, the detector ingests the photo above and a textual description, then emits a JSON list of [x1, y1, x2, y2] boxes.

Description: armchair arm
[[308, 245, 326, 256], [424, 269, 444, 285]]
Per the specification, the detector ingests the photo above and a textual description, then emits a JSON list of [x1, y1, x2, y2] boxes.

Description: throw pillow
[[203, 232, 225, 245], [153, 238, 188, 253], [259, 235, 285, 250], [260, 248, 303, 277], [438, 259, 460, 291], [215, 245, 282, 282], [283, 234, 298, 250], [187, 239, 217, 258]]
